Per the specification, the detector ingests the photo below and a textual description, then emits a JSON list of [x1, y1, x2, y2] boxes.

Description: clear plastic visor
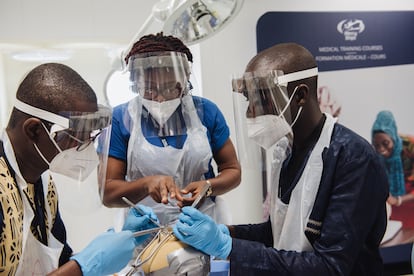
[[230, 68, 318, 204], [49, 106, 112, 152], [232, 70, 291, 120], [14, 99, 112, 151], [128, 51, 191, 101], [14, 99, 112, 203], [231, 67, 318, 119]]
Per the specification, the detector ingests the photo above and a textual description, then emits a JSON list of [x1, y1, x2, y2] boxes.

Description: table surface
[[380, 225, 414, 273], [381, 227, 414, 248]]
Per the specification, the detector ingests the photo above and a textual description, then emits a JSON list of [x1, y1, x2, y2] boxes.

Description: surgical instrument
[[122, 196, 163, 228], [191, 181, 212, 209], [133, 226, 165, 237]]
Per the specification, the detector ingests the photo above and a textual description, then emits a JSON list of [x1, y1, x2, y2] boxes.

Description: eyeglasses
[[140, 82, 183, 100], [52, 129, 102, 151]]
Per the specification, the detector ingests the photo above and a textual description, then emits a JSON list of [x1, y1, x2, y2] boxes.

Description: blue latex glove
[[217, 223, 230, 235], [122, 204, 159, 244], [173, 206, 232, 259], [70, 229, 136, 276]]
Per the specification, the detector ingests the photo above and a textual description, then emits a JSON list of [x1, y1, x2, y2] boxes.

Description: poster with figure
[[256, 11, 414, 250]]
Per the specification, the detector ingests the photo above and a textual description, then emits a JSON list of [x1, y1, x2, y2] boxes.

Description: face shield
[[128, 51, 191, 101], [14, 99, 112, 212], [231, 68, 318, 213], [232, 67, 318, 148], [233, 68, 318, 119], [126, 51, 201, 138]]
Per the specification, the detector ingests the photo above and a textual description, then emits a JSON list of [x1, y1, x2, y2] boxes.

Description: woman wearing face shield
[[172, 43, 389, 275], [103, 32, 241, 228]]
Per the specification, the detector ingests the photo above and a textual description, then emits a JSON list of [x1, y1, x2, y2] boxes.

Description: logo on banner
[[337, 19, 365, 41]]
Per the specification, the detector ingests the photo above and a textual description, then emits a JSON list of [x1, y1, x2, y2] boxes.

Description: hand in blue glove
[[70, 229, 136, 276], [173, 206, 232, 259], [217, 223, 230, 235], [122, 204, 159, 244]]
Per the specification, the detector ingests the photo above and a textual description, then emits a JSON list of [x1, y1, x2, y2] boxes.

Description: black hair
[[8, 63, 96, 128], [125, 32, 193, 64]]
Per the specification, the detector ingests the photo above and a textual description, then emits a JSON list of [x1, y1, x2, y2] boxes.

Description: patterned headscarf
[[371, 110, 405, 196]]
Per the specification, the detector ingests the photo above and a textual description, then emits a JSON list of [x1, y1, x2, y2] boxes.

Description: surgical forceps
[[132, 227, 165, 237], [190, 181, 212, 209]]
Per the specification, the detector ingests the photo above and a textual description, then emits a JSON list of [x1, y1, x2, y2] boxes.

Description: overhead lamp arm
[[115, 0, 243, 70], [121, 0, 178, 66], [121, 14, 155, 64]]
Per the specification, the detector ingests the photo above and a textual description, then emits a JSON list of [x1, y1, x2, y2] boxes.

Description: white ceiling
[[0, 0, 158, 45]]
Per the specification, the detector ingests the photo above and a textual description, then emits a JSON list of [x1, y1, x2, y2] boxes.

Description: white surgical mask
[[34, 124, 100, 181], [247, 115, 292, 149], [246, 86, 303, 149], [50, 143, 99, 181], [142, 98, 181, 126]]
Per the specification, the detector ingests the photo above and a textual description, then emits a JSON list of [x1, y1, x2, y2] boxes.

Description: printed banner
[[257, 11, 414, 71]]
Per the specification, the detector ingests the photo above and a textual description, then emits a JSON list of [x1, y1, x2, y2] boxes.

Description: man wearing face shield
[[104, 33, 241, 228], [0, 63, 159, 276], [172, 43, 389, 275]]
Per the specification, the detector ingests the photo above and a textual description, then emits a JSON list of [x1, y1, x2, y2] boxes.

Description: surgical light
[[163, 0, 244, 45], [120, 0, 243, 68]]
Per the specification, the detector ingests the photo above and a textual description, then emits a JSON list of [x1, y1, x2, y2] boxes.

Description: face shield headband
[[232, 67, 318, 119], [14, 99, 111, 133], [127, 51, 192, 101]]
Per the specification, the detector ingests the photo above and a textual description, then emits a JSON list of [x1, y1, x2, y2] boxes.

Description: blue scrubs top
[[109, 95, 230, 179]]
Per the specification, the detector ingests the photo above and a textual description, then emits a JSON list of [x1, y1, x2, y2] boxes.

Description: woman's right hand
[[146, 175, 183, 204]]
